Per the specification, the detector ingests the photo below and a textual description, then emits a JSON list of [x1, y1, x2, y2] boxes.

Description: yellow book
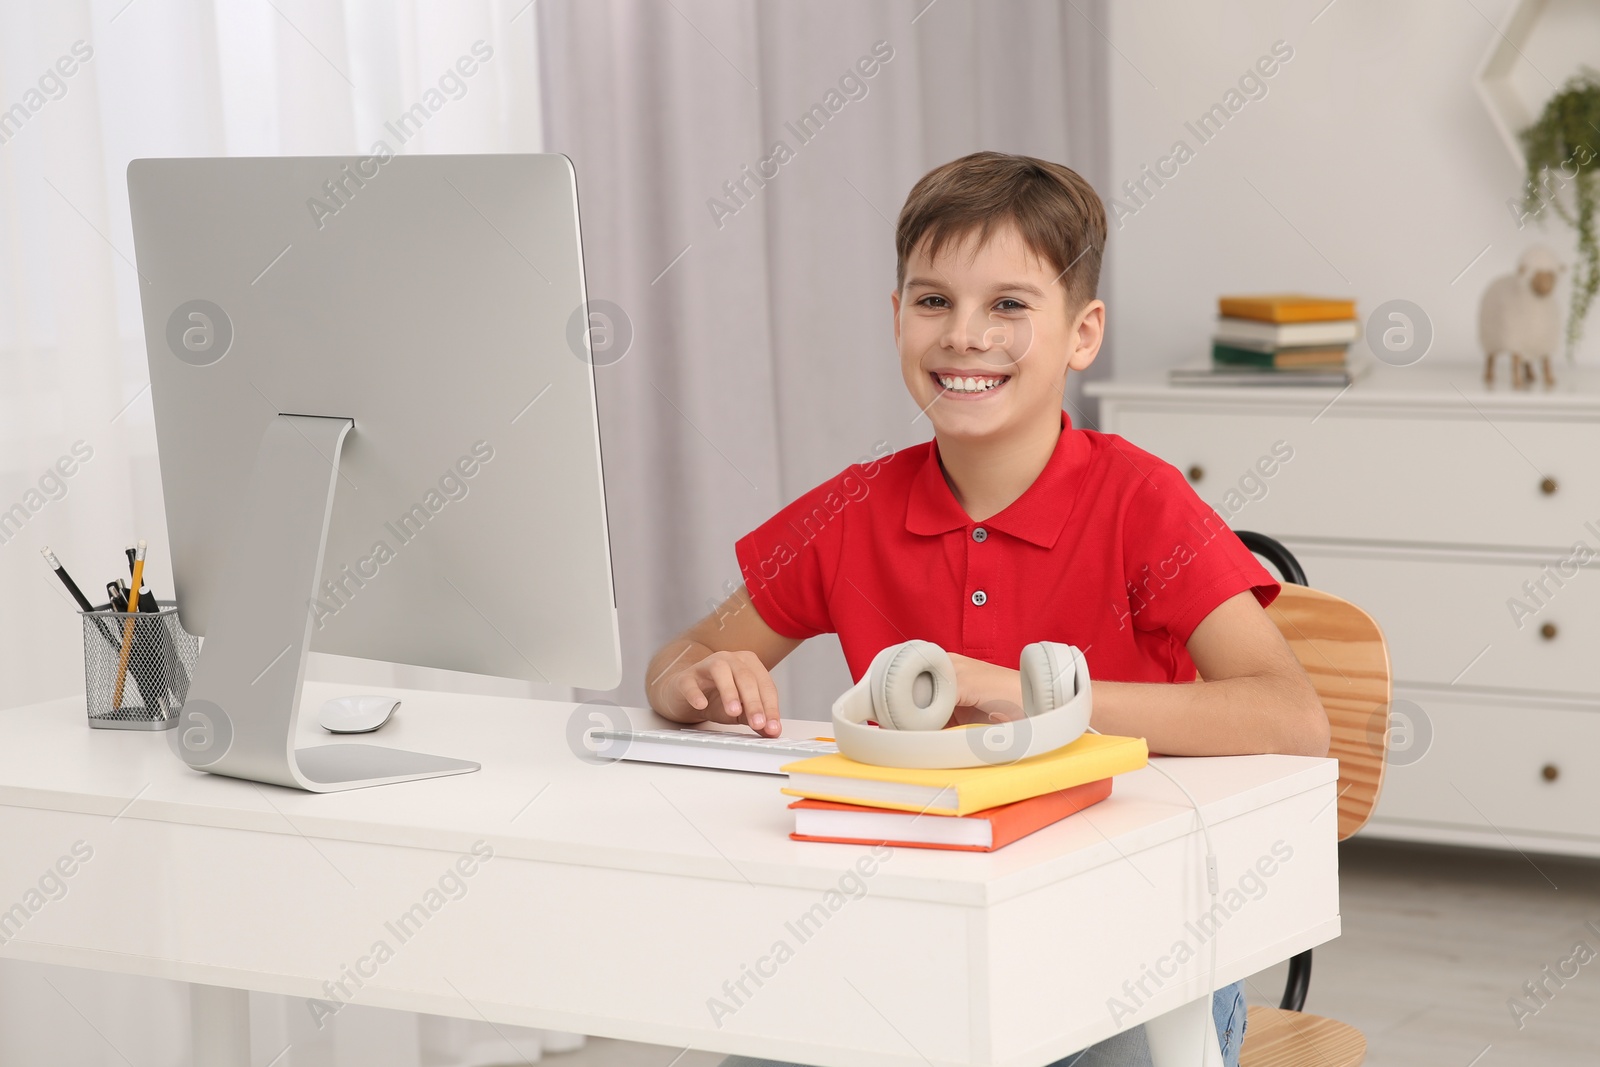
[[779, 733, 1149, 817], [1217, 294, 1356, 324]]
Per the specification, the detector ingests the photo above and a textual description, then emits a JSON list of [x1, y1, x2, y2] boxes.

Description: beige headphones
[[830, 639, 1091, 768]]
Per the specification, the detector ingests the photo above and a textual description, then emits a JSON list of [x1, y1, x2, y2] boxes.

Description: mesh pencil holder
[[81, 601, 199, 730]]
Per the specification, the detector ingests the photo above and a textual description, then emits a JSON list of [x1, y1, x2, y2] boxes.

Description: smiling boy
[[647, 151, 1324, 756], [645, 151, 1327, 1066]]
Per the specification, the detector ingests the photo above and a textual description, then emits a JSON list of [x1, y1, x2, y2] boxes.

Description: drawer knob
[[1541, 763, 1559, 782], [1540, 476, 1558, 495], [1187, 465, 1204, 483], [1540, 622, 1558, 640]]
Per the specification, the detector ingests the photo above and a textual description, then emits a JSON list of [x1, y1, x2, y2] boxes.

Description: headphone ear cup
[[868, 640, 957, 731], [1019, 642, 1072, 717]]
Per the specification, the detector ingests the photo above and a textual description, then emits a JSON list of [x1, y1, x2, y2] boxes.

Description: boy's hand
[[943, 653, 1025, 727], [668, 650, 783, 736]]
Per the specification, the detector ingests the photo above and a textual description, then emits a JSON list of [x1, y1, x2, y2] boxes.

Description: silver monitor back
[[128, 154, 620, 789]]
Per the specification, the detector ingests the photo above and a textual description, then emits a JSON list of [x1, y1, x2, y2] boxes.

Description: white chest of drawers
[[1089, 362, 1600, 857]]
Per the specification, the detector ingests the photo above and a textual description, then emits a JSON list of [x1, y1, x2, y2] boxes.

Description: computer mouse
[[319, 694, 402, 734]]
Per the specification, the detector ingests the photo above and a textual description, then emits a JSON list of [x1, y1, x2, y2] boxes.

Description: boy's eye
[[914, 296, 1029, 311]]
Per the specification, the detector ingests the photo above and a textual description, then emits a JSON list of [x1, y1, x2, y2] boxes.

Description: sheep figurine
[[1480, 245, 1565, 387]]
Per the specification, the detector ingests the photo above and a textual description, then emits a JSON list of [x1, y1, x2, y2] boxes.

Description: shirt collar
[[905, 409, 1088, 549]]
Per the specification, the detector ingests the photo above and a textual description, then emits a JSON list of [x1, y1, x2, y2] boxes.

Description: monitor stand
[[172, 414, 480, 792]]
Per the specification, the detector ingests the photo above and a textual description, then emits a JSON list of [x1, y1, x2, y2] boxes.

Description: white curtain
[[0, 2, 572, 1063], [540, 0, 1113, 721]]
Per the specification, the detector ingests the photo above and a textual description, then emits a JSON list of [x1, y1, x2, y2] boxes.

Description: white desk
[[0, 682, 1340, 1067]]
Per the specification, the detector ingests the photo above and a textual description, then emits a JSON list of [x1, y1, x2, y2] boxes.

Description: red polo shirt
[[734, 409, 1278, 684]]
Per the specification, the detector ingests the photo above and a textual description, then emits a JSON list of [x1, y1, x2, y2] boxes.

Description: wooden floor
[[551, 838, 1600, 1067], [1244, 838, 1600, 1066]]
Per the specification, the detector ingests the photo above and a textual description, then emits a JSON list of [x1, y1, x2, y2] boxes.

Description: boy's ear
[[1067, 299, 1106, 373], [890, 288, 902, 345]]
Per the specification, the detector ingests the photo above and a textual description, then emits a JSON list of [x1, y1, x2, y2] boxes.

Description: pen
[[112, 541, 147, 709]]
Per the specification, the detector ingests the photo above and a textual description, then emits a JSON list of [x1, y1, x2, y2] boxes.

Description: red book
[[788, 777, 1113, 852]]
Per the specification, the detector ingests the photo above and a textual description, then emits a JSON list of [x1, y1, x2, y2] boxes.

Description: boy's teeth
[[937, 374, 1005, 393]]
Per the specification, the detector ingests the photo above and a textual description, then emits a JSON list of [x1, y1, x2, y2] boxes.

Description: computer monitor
[[127, 154, 620, 792]]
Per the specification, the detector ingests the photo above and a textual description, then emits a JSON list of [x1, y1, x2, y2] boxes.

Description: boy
[[645, 152, 1328, 1067]]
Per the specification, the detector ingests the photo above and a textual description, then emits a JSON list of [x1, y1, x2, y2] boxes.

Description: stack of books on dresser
[[778, 733, 1148, 852], [1170, 294, 1365, 387]]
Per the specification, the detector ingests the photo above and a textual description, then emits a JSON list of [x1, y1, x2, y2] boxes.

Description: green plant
[[1520, 71, 1600, 359]]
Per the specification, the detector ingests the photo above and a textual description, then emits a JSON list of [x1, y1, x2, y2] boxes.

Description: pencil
[[112, 540, 148, 710], [42, 547, 120, 651], [42, 546, 96, 612]]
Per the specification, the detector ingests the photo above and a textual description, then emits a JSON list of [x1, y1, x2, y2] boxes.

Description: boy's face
[[892, 221, 1103, 442]]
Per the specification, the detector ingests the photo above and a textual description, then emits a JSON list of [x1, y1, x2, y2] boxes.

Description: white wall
[[1103, 0, 1594, 377]]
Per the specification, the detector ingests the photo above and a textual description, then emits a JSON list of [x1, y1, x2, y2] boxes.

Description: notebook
[[1169, 356, 1372, 388], [780, 732, 1148, 817], [1213, 317, 1359, 348], [1211, 342, 1348, 368], [1216, 294, 1357, 324], [788, 777, 1114, 851]]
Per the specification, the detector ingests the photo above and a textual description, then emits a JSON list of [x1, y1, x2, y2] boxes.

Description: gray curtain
[[540, 0, 1111, 719]]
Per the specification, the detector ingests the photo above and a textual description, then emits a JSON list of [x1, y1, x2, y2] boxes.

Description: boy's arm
[[644, 584, 803, 736], [1090, 591, 1329, 756], [948, 591, 1329, 757]]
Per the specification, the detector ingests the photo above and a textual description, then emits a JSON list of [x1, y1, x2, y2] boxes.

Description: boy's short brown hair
[[895, 151, 1106, 311]]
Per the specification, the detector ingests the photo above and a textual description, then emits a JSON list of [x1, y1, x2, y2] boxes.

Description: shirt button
[[971, 590, 987, 606], [972, 527, 988, 542]]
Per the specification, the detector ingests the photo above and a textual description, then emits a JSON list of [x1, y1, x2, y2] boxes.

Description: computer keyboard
[[588, 727, 838, 774], [594, 728, 834, 752]]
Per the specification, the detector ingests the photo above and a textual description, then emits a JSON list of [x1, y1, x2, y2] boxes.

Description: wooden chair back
[[1265, 584, 1392, 840]]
